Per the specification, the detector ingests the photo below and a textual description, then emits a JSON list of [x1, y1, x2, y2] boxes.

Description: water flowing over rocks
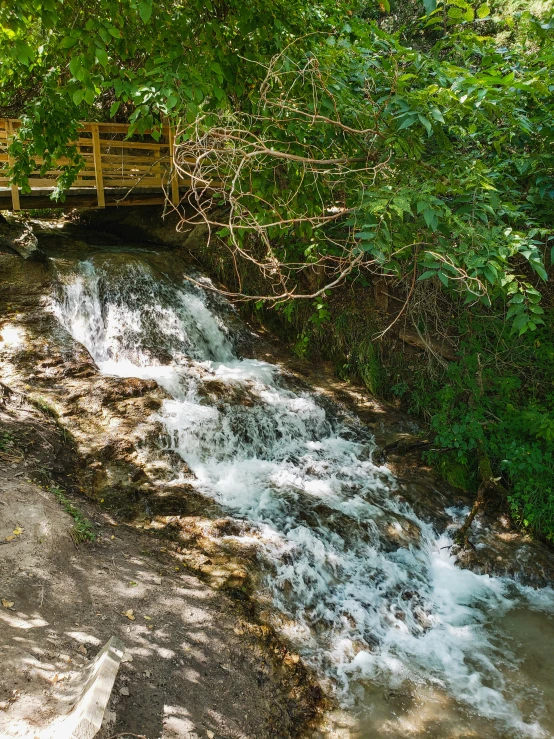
[[1, 219, 554, 738]]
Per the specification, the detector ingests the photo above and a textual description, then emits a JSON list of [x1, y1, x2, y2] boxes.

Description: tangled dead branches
[[170, 49, 392, 303], [167, 40, 491, 345]]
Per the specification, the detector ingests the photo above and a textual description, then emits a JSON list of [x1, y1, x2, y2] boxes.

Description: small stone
[[207, 732, 214, 739], [77, 645, 87, 655], [119, 686, 130, 696], [121, 652, 133, 663]]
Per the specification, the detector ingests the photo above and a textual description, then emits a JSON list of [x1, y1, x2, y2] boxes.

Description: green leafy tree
[[177, 12, 554, 336]]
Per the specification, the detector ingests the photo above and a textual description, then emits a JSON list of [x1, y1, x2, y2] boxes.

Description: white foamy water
[[53, 255, 554, 738]]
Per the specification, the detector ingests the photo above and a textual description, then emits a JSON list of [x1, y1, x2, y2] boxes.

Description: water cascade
[[53, 253, 554, 738]]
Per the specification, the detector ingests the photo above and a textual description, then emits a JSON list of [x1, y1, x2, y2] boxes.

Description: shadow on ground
[[0, 396, 319, 739]]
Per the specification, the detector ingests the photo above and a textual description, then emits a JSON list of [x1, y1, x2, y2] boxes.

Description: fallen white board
[[42, 635, 126, 739], [70, 636, 126, 739]]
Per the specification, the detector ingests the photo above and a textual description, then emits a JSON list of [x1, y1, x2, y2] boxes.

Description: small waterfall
[[54, 257, 235, 369], [53, 254, 554, 738]]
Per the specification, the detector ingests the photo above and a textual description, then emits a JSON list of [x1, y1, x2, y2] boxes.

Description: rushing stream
[[52, 252, 554, 738]]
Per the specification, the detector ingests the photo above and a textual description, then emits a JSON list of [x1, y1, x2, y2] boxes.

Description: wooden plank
[[107, 197, 167, 207], [27, 171, 67, 177], [103, 171, 164, 180], [6, 119, 21, 131], [6, 120, 20, 211], [101, 162, 165, 171], [102, 163, 161, 171], [26, 179, 59, 185], [82, 120, 159, 134], [100, 179, 165, 187], [77, 139, 148, 149], [100, 154, 163, 161], [3, 177, 194, 188], [25, 178, 87, 187], [99, 140, 169, 151], [101, 158, 167, 167], [64, 636, 125, 739], [102, 161, 163, 169], [25, 157, 94, 168], [101, 174, 162, 182], [91, 124, 105, 208], [79, 122, 137, 133], [96, 122, 153, 133]]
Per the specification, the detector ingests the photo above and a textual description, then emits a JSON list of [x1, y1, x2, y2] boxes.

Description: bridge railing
[[0, 119, 185, 210]]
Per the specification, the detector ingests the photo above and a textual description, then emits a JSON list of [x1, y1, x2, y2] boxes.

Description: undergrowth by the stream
[[413, 318, 554, 542], [49, 485, 96, 544], [253, 291, 554, 544]]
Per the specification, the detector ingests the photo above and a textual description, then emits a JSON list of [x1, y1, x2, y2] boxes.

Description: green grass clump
[[31, 396, 59, 418], [49, 485, 96, 544], [0, 431, 15, 451]]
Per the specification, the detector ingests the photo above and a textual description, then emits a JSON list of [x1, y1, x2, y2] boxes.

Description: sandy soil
[[0, 393, 320, 739]]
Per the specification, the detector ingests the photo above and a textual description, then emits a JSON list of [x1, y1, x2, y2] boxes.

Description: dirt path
[[0, 394, 321, 739]]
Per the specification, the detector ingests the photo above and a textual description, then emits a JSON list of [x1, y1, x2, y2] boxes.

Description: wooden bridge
[[0, 118, 187, 211]]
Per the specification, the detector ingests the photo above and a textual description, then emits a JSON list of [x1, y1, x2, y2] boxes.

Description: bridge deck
[[0, 119, 187, 211]]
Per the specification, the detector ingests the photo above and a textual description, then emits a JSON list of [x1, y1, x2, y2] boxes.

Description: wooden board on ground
[[67, 635, 126, 739]]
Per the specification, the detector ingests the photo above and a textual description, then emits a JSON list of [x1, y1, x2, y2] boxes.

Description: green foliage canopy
[[177, 9, 554, 335]]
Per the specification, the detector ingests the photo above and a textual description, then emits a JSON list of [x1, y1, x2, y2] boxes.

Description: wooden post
[[167, 125, 180, 206], [66, 636, 125, 739], [91, 124, 105, 208], [6, 120, 20, 212]]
